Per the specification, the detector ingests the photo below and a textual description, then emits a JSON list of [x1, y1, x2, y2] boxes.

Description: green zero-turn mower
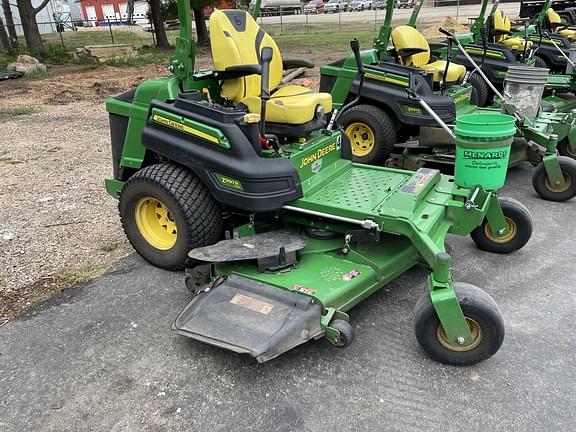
[[105, 2, 533, 364], [320, 0, 487, 166], [433, 0, 576, 106], [387, 29, 576, 202], [319, 0, 576, 201], [407, 0, 576, 109], [515, 0, 576, 72]]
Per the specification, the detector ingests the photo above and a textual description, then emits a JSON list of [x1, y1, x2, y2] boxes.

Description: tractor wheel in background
[[119, 163, 223, 270], [467, 72, 490, 107], [557, 139, 576, 159], [413, 283, 505, 366], [532, 156, 576, 202], [470, 197, 532, 254], [338, 104, 396, 165], [534, 55, 548, 69]]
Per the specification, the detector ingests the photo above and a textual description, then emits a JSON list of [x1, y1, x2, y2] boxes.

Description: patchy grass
[[98, 242, 119, 252], [56, 264, 109, 286], [38, 28, 180, 50], [0, 264, 108, 322], [0, 106, 40, 121], [105, 50, 168, 67]]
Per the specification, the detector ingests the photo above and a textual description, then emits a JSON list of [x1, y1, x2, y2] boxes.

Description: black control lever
[[260, 46, 273, 136], [439, 27, 455, 39], [350, 38, 365, 75], [328, 39, 365, 130]]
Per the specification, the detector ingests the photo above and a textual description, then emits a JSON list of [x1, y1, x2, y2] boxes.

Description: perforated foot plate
[[172, 275, 323, 362]]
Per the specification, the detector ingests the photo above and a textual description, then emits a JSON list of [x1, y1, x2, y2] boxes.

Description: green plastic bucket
[[454, 113, 516, 190]]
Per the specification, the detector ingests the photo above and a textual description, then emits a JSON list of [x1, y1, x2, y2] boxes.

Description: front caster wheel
[[557, 139, 576, 159], [414, 283, 504, 366], [470, 197, 532, 254], [329, 319, 354, 347], [532, 156, 576, 202]]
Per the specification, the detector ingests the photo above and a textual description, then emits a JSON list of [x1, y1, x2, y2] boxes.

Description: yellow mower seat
[[391, 25, 466, 83], [209, 10, 332, 125], [492, 11, 533, 51], [546, 8, 576, 41]]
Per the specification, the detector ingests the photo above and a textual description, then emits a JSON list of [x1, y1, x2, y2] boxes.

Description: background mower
[[387, 28, 576, 203], [319, 2, 576, 202], [105, 3, 533, 365], [320, 0, 483, 165]]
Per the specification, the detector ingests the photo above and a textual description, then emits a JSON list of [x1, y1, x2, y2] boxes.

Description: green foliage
[[161, 0, 179, 20], [0, 46, 31, 67], [104, 50, 169, 67], [43, 45, 72, 65], [161, 0, 218, 21]]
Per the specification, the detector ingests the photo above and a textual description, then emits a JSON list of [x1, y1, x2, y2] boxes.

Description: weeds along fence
[[0, 0, 521, 54]]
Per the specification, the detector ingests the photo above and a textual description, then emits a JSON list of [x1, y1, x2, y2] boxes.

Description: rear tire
[[119, 163, 223, 270], [467, 72, 490, 107], [534, 55, 548, 68], [338, 104, 396, 165]]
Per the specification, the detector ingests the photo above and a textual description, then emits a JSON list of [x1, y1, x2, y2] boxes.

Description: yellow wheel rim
[[135, 197, 177, 250], [545, 172, 572, 193], [346, 122, 375, 157], [437, 318, 482, 352], [483, 217, 517, 243]]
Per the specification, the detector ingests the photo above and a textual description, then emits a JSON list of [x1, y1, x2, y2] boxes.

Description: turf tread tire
[[467, 72, 490, 107], [119, 163, 222, 270], [534, 55, 548, 69], [338, 104, 396, 165]]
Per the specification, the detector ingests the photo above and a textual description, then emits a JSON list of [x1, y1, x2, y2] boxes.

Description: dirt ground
[[0, 50, 336, 323]]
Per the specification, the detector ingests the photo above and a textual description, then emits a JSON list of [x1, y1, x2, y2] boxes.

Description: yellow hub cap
[[484, 217, 517, 243], [437, 318, 482, 352], [545, 172, 572, 193], [135, 197, 177, 250], [346, 122, 375, 157]]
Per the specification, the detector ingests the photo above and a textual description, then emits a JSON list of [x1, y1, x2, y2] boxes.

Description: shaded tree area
[[161, 0, 216, 46], [149, 0, 170, 48], [1, 0, 18, 49], [15, 0, 50, 55]]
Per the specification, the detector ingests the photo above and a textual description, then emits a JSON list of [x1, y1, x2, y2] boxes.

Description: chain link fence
[[0, 0, 522, 53]]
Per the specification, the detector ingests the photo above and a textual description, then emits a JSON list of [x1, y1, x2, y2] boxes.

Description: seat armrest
[[282, 58, 315, 69], [207, 64, 262, 80]]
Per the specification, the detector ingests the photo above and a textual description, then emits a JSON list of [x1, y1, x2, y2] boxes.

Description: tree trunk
[[16, 0, 50, 56], [1, 0, 18, 48], [0, 17, 11, 50], [149, 0, 169, 48], [193, 8, 208, 46]]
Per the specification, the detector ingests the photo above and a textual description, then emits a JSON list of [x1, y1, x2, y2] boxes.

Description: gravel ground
[[0, 53, 327, 322]]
